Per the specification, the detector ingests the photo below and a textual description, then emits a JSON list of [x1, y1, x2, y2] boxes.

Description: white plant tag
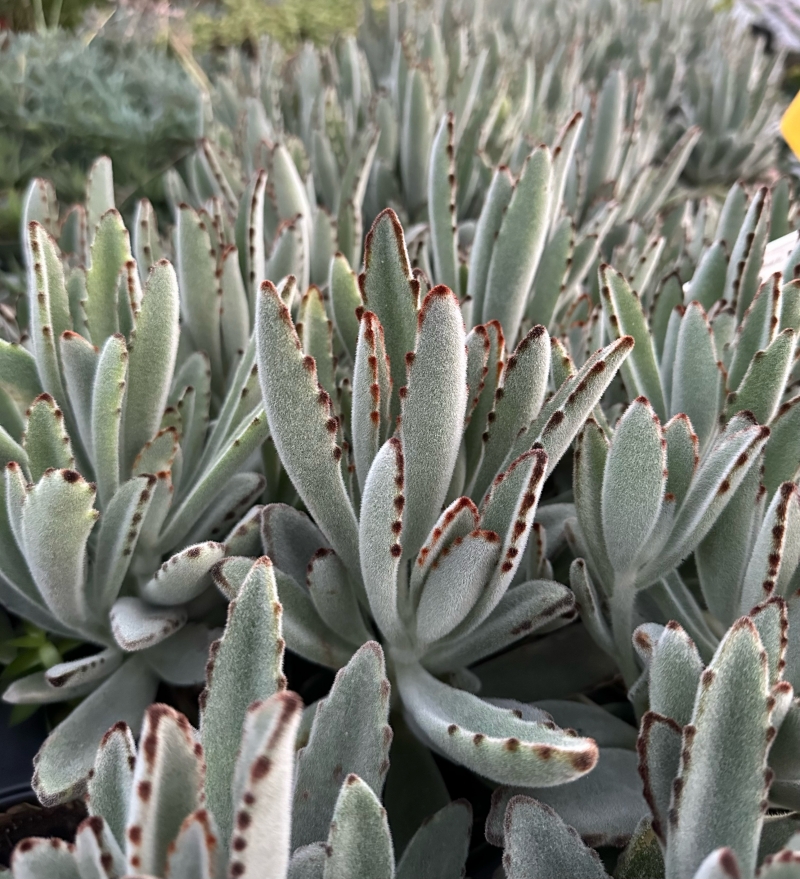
[[760, 230, 800, 282]]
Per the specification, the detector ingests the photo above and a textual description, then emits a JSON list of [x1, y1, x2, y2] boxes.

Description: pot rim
[[0, 783, 35, 812]]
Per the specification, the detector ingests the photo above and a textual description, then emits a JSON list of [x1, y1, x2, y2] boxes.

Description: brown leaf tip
[[569, 743, 599, 773]]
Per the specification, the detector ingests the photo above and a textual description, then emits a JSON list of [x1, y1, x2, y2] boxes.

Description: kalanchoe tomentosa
[[490, 603, 800, 879], [246, 205, 634, 790], [6, 557, 472, 879], [567, 192, 800, 688], [0, 159, 271, 805]]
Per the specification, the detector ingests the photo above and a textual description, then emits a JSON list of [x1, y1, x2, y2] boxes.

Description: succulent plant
[[5, 556, 472, 879], [490, 603, 800, 879], [245, 203, 635, 792], [666, 14, 787, 189], [566, 182, 800, 687], [568, 399, 770, 683], [0, 0, 798, 873], [0, 160, 274, 805]]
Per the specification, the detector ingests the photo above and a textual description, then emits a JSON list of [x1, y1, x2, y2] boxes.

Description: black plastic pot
[[0, 703, 91, 868], [0, 702, 47, 807]]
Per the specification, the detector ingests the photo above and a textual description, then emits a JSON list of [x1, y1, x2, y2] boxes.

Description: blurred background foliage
[[191, 0, 364, 51], [0, 0, 795, 266], [0, 0, 371, 45], [0, 0, 375, 262], [0, 0, 99, 31]]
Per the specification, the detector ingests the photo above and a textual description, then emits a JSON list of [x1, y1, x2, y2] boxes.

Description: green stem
[[610, 582, 639, 689]]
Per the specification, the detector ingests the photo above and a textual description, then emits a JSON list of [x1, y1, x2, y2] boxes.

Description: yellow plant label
[[781, 91, 800, 160]]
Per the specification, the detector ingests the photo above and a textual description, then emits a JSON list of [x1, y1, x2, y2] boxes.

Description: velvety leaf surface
[[292, 642, 392, 848]]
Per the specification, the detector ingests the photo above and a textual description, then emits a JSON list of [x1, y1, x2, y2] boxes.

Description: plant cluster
[[0, 0, 799, 876]]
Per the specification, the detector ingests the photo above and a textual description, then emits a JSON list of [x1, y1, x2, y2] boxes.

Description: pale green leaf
[[298, 285, 337, 405], [665, 618, 771, 879], [124, 260, 179, 465], [502, 795, 608, 879], [86, 157, 115, 235], [467, 168, 514, 326], [21, 468, 98, 638], [292, 642, 392, 848], [124, 704, 204, 876], [396, 660, 598, 786], [23, 393, 73, 482], [602, 397, 666, 576], [428, 113, 459, 295], [306, 549, 372, 647], [601, 265, 666, 419], [85, 211, 129, 345], [32, 656, 157, 806], [360, 209, 420, 422], [470, 324, 550, 501], [200, 557, 286, 847], [256, 281, 360, 577], [637, 712, 683, 843], [176, 207, 223, 388], [323, 775, 395, 879], [87, 722, 136, 849], [352, 311, 392, 493], [140, 542, 226, 606], [329, 253, 363, 365], [229, 692, 302, 876], [726, 329, 795, 425], [400, 287, 467, 558], [91, 334, 127, 507], [59, 331, 98, 458], [109, 597, 186, 651], [165, 809, 222, 879], [670, 302, 723, 453], [483, 147, 553, 345]]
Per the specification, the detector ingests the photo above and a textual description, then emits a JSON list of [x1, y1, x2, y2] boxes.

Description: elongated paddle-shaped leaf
[[292, 643, 392, 848], [200, 558, 286, 849], [124, 261, 180, 470], [228, 692, 302, 877], [602, 397, 666, 576], [400, 287, 467, 558], [124, 704, 204, 876], [396, 660, 597, 787], [601, 265, 666, 419], [665, 618, 771, 879], [256, 282, 360, 576], [428, 113, 459, 295], [483, 148, 553, 345]]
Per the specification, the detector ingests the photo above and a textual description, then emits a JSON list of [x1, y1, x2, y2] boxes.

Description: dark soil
[[0, 798, 87, 868]]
